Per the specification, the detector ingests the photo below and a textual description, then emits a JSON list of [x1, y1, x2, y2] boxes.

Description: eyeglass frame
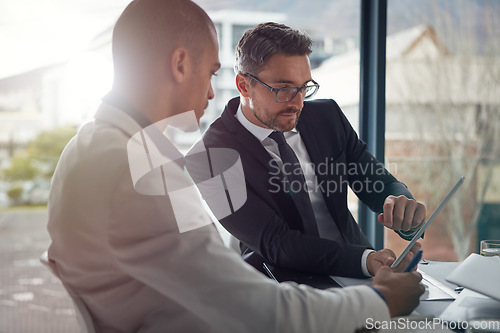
[[243, 73, 320, 103]]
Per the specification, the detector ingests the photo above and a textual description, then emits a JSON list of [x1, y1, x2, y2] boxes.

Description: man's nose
[[288, 90, 304, 109], [208, 83, 215, 100]]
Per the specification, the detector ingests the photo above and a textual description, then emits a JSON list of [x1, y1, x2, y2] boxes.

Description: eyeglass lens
[[276, 85, 317, 102]]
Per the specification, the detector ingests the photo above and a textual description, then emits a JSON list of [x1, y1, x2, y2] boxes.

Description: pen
[[404, 250, 423, 272]]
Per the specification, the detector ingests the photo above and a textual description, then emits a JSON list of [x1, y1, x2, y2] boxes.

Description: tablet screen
[[391, 176, 464, 268]]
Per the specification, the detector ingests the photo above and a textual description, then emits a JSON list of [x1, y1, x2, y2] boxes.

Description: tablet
[[391, 176, 465, 268]]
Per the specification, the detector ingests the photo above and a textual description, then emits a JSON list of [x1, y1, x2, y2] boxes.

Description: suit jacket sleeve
[[332, 99, 416, 241], [335, 100, 413, 209]]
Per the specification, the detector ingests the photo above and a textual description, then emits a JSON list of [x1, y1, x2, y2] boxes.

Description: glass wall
[[385, 0, 500, 261]]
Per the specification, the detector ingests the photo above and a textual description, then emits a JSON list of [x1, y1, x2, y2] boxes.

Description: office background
[[0, 0, 498, 331]]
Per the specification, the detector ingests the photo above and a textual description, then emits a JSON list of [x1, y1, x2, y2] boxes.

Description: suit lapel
[[296, 110, 323, 169], [221, 97, 276, 172]]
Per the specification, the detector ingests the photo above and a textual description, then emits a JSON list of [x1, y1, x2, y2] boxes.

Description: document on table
[[440, 288, 500, 323], [445, 253, 500, 301], [331, 271, 456, 301]]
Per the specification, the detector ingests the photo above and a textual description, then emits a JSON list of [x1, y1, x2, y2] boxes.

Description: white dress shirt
[[236, 105, 374, 276], [46, 102, 388, 332]]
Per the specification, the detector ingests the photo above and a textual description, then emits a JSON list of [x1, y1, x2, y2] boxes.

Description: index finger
[[409, 242, 422, 254], [383, 196, 395, 228], [393, 250, 414, 272]]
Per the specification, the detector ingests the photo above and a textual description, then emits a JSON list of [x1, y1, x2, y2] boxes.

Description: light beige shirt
[[47, 102, 389, 332]]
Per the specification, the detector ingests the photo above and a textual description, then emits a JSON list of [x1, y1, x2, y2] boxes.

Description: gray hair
[[234, 22, 313, 75]]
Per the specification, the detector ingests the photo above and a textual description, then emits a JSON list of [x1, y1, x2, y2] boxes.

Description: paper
[[446, 253, 500, 301], [440, 288, 500, 323]]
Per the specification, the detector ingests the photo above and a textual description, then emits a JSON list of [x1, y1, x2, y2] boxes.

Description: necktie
[[268, 131, 318, 235]]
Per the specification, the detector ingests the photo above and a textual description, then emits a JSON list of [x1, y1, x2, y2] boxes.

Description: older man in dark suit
[[198, 22, 426, 278]]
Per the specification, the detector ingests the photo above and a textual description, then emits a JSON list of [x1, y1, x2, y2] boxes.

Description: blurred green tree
[[27, 126, 77, 178], [2, 126, 76, 205], [3, 154, 38, 181], [6, 186, 23, 205]]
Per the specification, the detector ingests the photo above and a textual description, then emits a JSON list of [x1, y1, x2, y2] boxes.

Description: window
[[385, 0, 500, 261]]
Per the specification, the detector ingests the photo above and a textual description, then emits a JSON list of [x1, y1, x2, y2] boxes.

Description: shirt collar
[[102, 91, 151, 129], [235, 103, 298, 142]]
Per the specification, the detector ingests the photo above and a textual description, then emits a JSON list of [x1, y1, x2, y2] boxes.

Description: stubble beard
[[252, 107, 301, 132]]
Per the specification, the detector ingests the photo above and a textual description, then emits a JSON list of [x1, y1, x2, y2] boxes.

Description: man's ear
[[236, 73, 251, 97], [171, 48, 189, 83]]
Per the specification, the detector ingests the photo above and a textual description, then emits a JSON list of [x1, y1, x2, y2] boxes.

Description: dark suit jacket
[[199, 97, 414, 278]]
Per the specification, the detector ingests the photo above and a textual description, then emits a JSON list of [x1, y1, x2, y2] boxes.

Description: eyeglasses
[[244, 73, 320, 103]]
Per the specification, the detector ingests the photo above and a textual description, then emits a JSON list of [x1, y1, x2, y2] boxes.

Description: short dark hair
[[235, 22, 313, 75]]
